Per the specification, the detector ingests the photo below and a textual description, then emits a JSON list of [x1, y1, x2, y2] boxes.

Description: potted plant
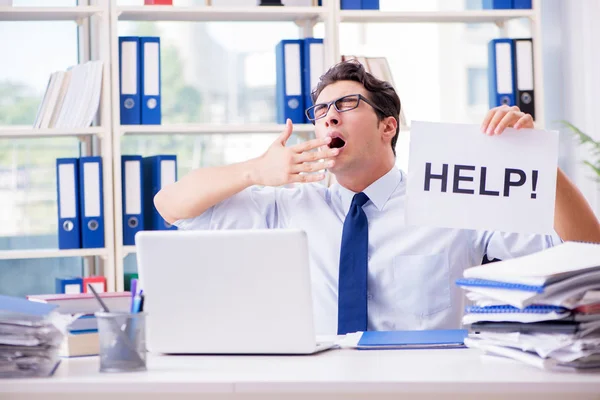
[[562, 121, 600, 180]]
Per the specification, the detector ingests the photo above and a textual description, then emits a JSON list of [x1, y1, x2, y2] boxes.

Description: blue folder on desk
[[357, 329, 468, 350]]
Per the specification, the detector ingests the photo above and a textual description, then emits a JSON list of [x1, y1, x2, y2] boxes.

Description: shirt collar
[[337, 166, 402, 214]]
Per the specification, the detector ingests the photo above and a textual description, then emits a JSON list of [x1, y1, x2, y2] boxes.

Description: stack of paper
[[0, 295, 73, 378], [457, 241, 600, 370]]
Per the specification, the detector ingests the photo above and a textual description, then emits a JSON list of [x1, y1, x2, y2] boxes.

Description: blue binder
[[512, 0, 532, 9], [361, 0, 379, 10], [140, 36, 162, 125], [340, 0, 361, 9], [357, 329, 468, 349], [122, 155, 145, 245], [488, 38, 516, 108], [276, 39, 305, 124], [56, 277, 83, 294], [142, 155, 177, 231], [78, 157, 105, 249], [118, 36, 141, 125], [0, 294, 58, 318], [482, 0, 512, 9], [56, 158, 81, 249], [301, 38, 324, 123]]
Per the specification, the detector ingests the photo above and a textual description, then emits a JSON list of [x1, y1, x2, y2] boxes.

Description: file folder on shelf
[[143, 155, 177, 231], [122, 155, 145, 245], [83, 276, 107, 293], [119, 36, 141, 125], [513, 0, 532, 9], [340, 0, 361, 9], [488, 38, 516, 108], [276, 39, 305, 124], [79, 157, 105, 249], [302, 38, 324, 123], [140, 36, 162, 125], [513, 38, 535, 119], [361, 0, 379, 10], [56, 158, 81, 250], [56, 277, 83, 294], [482, 0, 512, 9]]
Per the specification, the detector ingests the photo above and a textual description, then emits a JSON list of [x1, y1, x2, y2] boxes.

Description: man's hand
[[481, 105, 534, 135], [252, 119, 339, 187]]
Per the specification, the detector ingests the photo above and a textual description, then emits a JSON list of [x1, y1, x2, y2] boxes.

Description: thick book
[[58, 331, 99, 357], [27, 292, 131, 314], [356, 329, 468, 350]]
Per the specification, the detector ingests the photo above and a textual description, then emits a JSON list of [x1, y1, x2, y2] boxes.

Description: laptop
[[135, 229, 336, 355]]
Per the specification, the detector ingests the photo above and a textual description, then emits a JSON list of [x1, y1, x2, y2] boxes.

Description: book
[[354, 329, 468, 350], [27, 292, 131, 315], [58, 331, 99, 357]]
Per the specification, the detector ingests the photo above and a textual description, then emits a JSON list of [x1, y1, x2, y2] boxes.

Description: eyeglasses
[[305, 93, 387, 123]]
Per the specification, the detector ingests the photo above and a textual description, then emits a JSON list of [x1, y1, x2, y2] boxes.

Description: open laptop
[[135, 229, 336, 355]]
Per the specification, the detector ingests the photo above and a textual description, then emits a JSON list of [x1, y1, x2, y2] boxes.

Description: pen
[[88, 283, 110, 312], [130, 279, 138, 313]]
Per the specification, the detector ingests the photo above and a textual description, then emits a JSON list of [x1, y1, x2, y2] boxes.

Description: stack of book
[[0, 295, 70, 377], [457, 241, 600, 370], [27, 292, 131, 358], [33, 60, 104, 129]]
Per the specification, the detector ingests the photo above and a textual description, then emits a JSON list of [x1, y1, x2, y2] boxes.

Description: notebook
[[355, 329, 468, 350], [463, 241, 600, 286]]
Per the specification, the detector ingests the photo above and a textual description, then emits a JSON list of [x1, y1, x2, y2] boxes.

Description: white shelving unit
[[0, 126, 105, 139], [0, 2, 118, 292], [116, 5, 326, 22], [0, 6, 103, 21], [108, 0, 544, 290], [0, 248, 108, 261], [1, 0, 544, 293]]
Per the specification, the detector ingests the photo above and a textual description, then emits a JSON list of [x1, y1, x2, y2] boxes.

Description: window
[[467, 67, 488, 106]]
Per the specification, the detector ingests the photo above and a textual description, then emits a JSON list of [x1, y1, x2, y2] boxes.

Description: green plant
[[562, 120, 600, 180]]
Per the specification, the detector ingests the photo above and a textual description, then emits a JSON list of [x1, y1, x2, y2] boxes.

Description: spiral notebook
[[462, 304, 571, 324]]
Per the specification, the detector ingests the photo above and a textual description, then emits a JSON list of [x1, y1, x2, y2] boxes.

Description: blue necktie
[[337, 192, 370, 335]]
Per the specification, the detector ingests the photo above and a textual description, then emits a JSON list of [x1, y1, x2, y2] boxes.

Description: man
[[154, 61, 600, 335]]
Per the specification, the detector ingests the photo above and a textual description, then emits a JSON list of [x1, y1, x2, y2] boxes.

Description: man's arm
[[154, 120, 338, 225], [554, 168, 600, 243], [481, 105, 600, 244]]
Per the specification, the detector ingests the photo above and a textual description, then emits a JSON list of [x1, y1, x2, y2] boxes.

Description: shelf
[[116, 6, 325, 22], [0, 248, 108, 261], [0, 126, 105, 139], [120, 123, 315, 135], [340, 9, 534, 24], [0, 6, 104, 22]]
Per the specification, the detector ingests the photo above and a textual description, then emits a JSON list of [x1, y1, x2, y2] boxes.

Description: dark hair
[[311, 60, 401, 156]]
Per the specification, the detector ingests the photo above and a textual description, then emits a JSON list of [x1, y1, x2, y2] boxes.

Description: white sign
[[405, 121, 559, 235]]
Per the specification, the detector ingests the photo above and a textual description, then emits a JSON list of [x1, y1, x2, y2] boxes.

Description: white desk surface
[[2, 348, 600, 400]]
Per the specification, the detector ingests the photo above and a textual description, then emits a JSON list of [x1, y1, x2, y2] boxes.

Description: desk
[[2, 348, 600, 400]]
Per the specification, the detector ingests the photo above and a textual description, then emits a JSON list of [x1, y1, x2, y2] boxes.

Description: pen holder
[[95, 312, 147, 373]]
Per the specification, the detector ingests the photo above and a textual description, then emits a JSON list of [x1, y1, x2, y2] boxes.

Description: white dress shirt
[[174, 167, 561, 335]]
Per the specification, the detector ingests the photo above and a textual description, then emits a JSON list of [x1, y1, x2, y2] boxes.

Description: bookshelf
[[0, 6, 103, 21], [0, 2, 118, 292], [1, 0, 544, 293], [108, 0, 544, 290]]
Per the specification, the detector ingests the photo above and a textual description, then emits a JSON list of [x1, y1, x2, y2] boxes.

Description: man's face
[[313, 80, 387, 174]]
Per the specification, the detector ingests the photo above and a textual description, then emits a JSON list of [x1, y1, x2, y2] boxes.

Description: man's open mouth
[[328, 137, 346, 149]]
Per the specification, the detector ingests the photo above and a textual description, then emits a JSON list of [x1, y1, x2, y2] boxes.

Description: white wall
[[542, 0, 600, 217]]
